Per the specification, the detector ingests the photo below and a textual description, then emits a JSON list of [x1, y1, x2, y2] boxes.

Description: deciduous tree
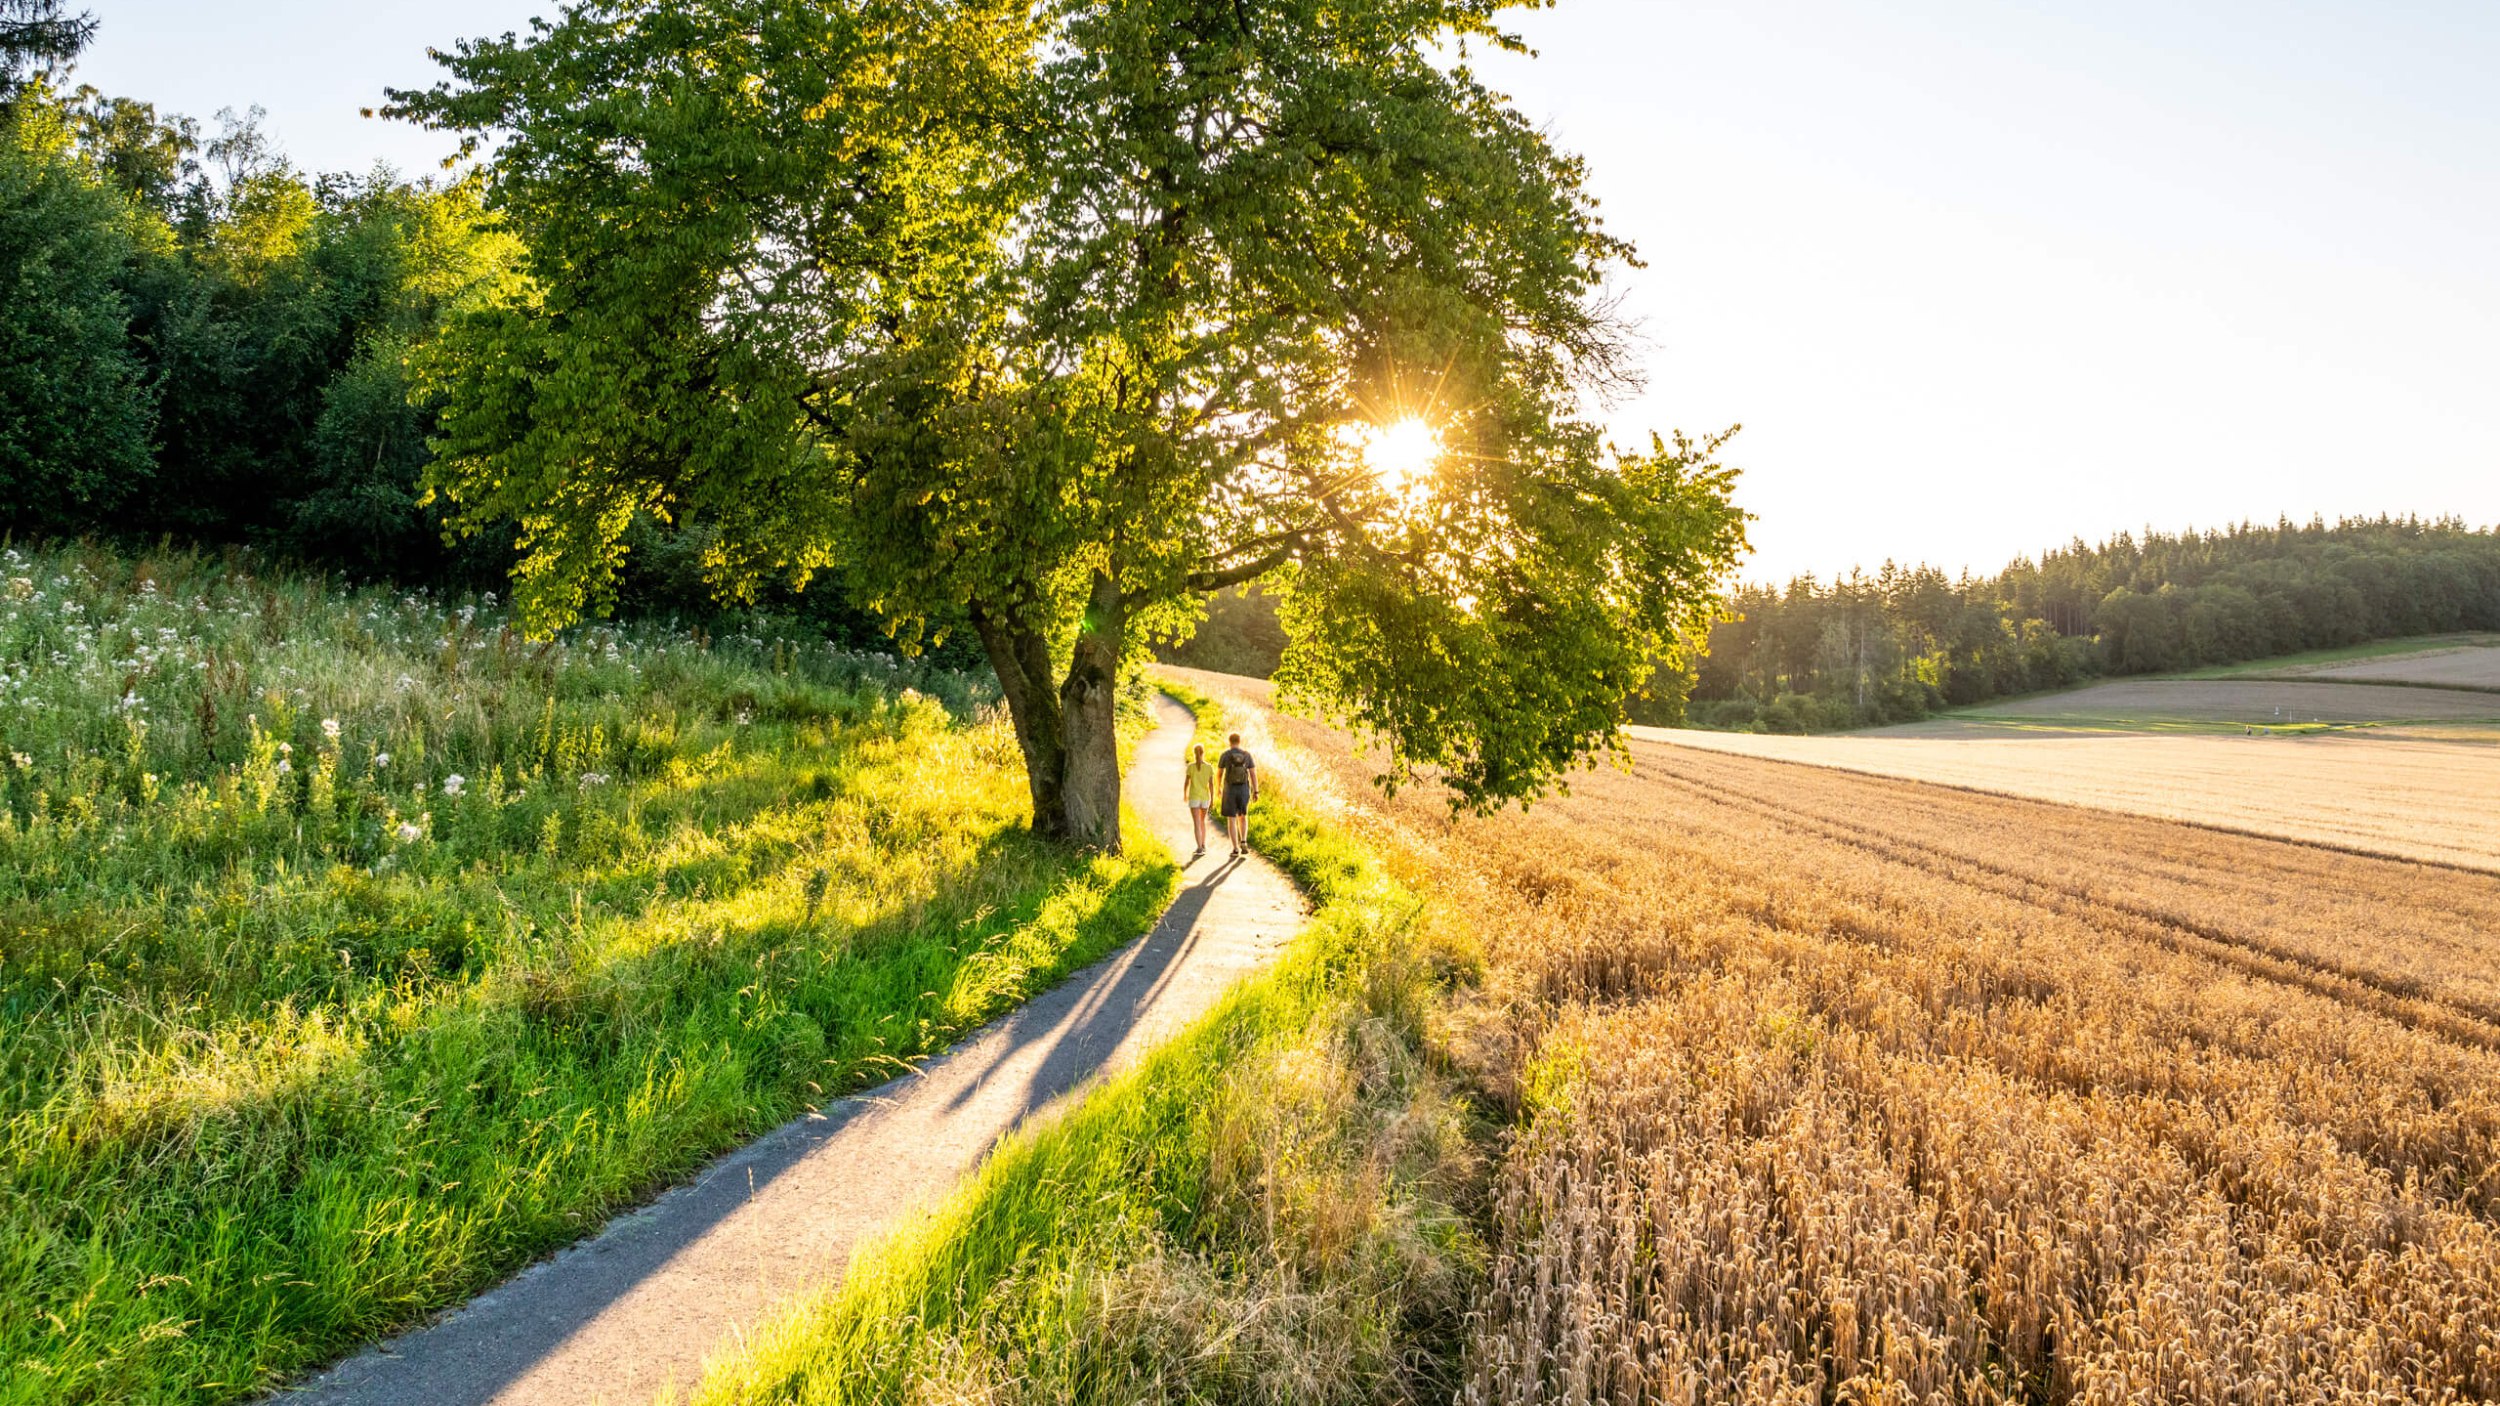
[[0, 93, 153, 525], [394, 0, 1750, 847]]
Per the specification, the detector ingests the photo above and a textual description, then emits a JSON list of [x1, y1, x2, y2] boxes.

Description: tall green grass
[[687, 678, 1486, 1406], [0, 543, 1176, 1405]]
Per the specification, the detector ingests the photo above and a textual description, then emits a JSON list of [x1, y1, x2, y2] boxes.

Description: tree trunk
[[970, 604, 1071, 843], [969, 578, 1129, 852], [1056, 571, 1127, 852]]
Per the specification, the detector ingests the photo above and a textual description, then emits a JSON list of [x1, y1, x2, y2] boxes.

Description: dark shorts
[[1220, 783, 1251, 819]]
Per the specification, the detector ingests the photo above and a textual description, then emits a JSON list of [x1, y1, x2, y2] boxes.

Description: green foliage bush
[[0, 96, 153, 524]]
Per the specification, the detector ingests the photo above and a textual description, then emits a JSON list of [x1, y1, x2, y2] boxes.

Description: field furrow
[[1630, 763, 2500, 1048]]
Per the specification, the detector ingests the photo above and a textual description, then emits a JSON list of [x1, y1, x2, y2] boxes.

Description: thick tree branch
[[1186, 542, 1300, 592]]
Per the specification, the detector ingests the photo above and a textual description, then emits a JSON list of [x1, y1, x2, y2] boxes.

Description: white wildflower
[[374, 752, 391, 769], [578, 772, 611, 789], [8, 751, 28, 769], [276, 758, 292, 775], [442, 774, 466, 797], [395, 821, 424, 843], [322, 718, 341, 742]]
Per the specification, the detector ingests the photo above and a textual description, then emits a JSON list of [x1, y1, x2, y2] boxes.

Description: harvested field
[[1218, 675, 2500, 1404], [1635, 723, 2500, 872], [2292, 642, 2500, 690], [1913, 678, 2500, 731]]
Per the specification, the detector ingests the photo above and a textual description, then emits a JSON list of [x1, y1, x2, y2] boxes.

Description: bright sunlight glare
[[1360, 417, 1443, 496]]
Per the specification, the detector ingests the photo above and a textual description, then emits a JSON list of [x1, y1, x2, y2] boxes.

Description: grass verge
[[685, 677, 1486, 1406], [0, 543, 1176, 1405]]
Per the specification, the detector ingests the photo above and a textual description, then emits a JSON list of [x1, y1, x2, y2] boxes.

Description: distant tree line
[[1155, 583, 1290, 679], [1674, 517, 2500, 731]]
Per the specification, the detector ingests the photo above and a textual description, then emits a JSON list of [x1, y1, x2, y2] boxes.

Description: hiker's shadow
[[941, 852, 1239, 1121]]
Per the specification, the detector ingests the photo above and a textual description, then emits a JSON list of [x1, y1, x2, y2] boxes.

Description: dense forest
[[1678, 516, 2500, 730], [0, 8, 518, 580], [0, 8, 942, 650]]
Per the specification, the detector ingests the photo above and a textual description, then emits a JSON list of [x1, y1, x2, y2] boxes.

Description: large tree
[[394, 0, 1749, 848]]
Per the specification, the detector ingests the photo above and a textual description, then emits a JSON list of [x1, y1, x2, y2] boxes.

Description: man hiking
[[1216, 732, 1258, 857]]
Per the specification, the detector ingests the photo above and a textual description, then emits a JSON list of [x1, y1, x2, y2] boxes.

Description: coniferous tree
[[0, 0, 91, 101]]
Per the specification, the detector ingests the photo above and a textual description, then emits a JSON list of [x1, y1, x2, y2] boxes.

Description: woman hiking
[[1182, 743, 1217, 858]]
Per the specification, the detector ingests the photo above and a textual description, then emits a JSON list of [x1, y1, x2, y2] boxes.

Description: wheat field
[[1200, 675, 2500, 1404]]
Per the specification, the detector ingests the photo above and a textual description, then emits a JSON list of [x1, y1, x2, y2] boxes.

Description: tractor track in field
[[1627, 750, 2500, 1053]]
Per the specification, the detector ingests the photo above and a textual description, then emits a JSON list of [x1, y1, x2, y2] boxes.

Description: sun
[[1360, 416, 1443, 495]]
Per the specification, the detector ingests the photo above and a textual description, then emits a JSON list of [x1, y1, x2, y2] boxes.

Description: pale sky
[[76, 1, 2500, 584]]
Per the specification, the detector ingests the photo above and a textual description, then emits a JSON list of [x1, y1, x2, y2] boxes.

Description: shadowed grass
[[0, 544, 1177, 1405]]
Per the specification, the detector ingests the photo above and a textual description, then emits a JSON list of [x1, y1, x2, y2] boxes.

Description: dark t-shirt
[[1217, 747, 1256, 788]]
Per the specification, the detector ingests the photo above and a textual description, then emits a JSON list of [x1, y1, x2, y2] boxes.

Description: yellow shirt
[[1183, 758, 1217, 807]]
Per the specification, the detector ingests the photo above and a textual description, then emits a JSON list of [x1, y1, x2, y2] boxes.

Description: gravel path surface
[[278, 696, 1305, 1405]]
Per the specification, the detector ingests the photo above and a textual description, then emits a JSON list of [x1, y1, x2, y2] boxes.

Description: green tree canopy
[[393, 0, 1749, 847], [62, 86, 194, 210]]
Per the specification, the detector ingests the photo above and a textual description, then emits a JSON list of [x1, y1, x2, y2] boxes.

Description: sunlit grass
[[0, 542, 1177, 1405]]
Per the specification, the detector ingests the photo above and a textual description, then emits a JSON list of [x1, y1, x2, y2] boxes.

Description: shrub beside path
[[282, 696, 1306, 1406]]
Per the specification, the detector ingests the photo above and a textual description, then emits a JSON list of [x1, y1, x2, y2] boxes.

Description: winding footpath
[[282, 696, 1306, 1405]]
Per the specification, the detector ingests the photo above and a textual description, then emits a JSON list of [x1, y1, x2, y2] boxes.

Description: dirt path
[[282, 697, 1304, 1406]]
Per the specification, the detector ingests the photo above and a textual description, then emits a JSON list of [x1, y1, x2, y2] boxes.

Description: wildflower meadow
[[0, 543, 1175, 1405]]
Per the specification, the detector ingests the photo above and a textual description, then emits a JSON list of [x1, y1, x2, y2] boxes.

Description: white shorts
[[1188, 801, 1210, 812]]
